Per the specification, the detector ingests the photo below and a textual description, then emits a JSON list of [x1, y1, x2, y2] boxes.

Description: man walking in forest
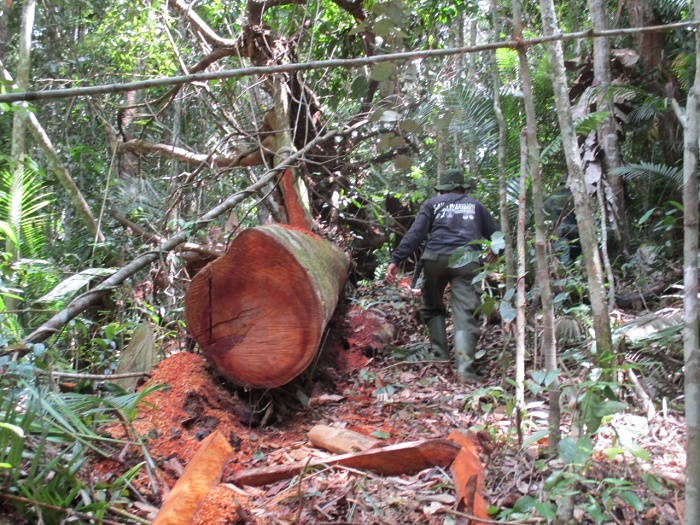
[[384, 168, 501, 383]]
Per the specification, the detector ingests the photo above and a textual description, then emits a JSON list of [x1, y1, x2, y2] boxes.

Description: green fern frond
[[610, 162, 683, 186], [0, 170, 54, 257], [495, 47, 519, 75], [574, 111, 611, 135], [671, 52, 695, 92]]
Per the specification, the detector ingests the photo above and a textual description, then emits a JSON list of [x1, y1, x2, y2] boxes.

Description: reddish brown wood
[[230, 439, 461, 487], [152, 430, 234, 525], [280, 168, 311, 230], [185, 224, 349, 389], [448, 430, 489, 524]]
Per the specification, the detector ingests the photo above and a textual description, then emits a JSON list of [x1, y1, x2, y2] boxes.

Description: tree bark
[[7, 0, 36, 260], [489, 0, 515, 289], [515, 131, 527, 413], [590, 0, 630, 255], [538, 0, 613, 364], [513, 0, 560, 452], [682, 1, 700, 518], [185, 224, 349, 389]]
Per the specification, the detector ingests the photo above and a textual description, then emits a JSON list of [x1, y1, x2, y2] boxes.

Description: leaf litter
[[92, 280, 686, 524]]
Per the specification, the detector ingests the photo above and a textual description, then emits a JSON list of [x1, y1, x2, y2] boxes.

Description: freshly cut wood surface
[[231, 439, 461, 487], [185, 224, 349, 388], [308, 424, 380, 454], [151, 430, 234, 525]]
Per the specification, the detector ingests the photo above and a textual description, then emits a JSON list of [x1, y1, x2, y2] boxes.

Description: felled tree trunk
[[185, 224, 349, 389]]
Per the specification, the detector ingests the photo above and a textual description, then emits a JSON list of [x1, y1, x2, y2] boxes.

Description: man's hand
[[385, 262, 399, 285]]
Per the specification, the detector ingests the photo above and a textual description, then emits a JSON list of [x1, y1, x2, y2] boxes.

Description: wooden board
[[152, 430, 234, 525], [231, 439, 461, 487]]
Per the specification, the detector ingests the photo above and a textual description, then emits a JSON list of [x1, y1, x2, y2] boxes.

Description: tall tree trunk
[[8, 0, 36, 260], [681, 0, 700, 518], [538, 0, 613, 363], [513, 0, 560, 453], [590, 0, 630, 256], [625, 0, 664, 74], [515, 131, 527, 413], [489, 0, 515, 289]]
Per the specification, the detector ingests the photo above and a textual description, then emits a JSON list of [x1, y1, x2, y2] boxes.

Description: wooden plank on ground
[[231, 439, 460, 487], [151, 430, 234, 525], [308, 424, 380, 454]]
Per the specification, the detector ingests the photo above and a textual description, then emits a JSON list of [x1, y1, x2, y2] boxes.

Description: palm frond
[[441, 85, 498, 147], [0, 169, 54, 257], [573, 110, 611, 135], [495, 47, 519, 75], [610, 162, 683, 186]]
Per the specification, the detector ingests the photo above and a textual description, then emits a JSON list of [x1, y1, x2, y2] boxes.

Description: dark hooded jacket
[[390, 192, 500, 265]]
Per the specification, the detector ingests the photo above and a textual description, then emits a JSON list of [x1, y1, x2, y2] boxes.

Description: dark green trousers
[[420, 254, 481, 343]]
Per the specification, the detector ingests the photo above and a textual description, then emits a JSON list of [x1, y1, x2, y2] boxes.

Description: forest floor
[[94, 278, 686, 525]]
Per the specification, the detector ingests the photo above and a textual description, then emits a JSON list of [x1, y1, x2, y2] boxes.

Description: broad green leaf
[[434, 111, 453, 130], [559, 435, 593, 466], [531, 370, 547, 385], [490, 231, 506, 252], [637, 208, 655, 225], [37, 267, 116, 303], [113, 323, 158, 392], [449, 248, 480, 268], [593, 400, 626, 418], [351, 76, 368, 99], [372, 63, 395, 81], [380, 109, 401, 122], [373, 18, 394, 37], [618, 491, 644, 511], [534, 501, 557, 521], [521, 429, 548, 449], [624, 442, 650, 461], [513, 495, 535, 513], [372, 430, 391, 439], [0, 221, 17, 246], [499, 301, 516, 323]]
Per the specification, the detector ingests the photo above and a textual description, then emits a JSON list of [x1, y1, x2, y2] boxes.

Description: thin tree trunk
[[513, 0, 560, 453], [597, 183, 617, 310], [0, 60, 105, 243], [538, 0, 613, 362], [515, 131, 527, 414], [590, 0, 630, 256], [681, 0, 700, 518], [8, 0, 36, 260], [489, 0, 515, 289]]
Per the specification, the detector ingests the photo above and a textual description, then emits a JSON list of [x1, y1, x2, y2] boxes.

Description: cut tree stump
[[185, 224, 349, 389]]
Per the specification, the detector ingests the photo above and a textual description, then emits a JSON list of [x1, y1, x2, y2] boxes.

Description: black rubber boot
[[454, 329, 482, 382], [426, 316, 450, 361]]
